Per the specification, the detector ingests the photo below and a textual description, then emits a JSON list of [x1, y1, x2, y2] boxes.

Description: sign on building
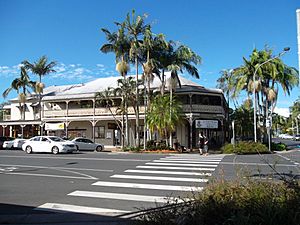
[[45, 122, 65, 131], [195, 120, 218, 129]]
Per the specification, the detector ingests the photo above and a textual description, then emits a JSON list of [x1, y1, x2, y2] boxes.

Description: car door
[[84, 139, 95, 150], [29, 137, 41, 152], [40, 137, 52, 152], [75, 138, 85, 150]]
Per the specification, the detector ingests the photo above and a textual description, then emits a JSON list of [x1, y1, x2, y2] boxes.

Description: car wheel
[[96, 145, 103, 152], [52, 146, 59, 154], [25, 146, 32, 154]]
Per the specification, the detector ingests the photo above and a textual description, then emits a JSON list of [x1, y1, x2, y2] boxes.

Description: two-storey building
[[0, 73, 229, 149]]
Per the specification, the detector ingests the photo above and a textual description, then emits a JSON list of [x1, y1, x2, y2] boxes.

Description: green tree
[[147, 94, 182, 145], [3, 67, 35, 121], [22, 55, 56, 120]]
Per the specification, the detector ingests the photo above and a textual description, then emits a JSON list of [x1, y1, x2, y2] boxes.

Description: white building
[[0, 73, 229, 149]]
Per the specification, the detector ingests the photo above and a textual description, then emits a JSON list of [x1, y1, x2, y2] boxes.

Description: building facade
[[0, 73, 229, 149]]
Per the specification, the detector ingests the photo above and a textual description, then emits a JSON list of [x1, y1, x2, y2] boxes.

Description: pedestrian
[[199, 132, 208, 156]]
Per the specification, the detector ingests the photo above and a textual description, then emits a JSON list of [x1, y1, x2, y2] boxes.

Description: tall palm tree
[[216, 69, 236, 107], [22, 55, 56, 120], [3, 67, 35, 121], [123, 10, 148, 147]]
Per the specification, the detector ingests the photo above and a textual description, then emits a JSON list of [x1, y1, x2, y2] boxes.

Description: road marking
[[137, 165, 215, 171], [219, 162, 299, 167], [92, 181, 203, 191], [35, 203, 130, 214], [153, 160, 220, 164], [68, 191, 184, 203], [0, 155, 150, 162], [4, 172, 98, 180], [125, 169, 211, 176], [111, 174, 208, 182], [0, 164, 113, 172], [146, 162, 218, 167], [161, 158, 222, 162]]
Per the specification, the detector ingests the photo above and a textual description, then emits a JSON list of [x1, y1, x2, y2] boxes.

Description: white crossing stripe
[[35, 203, 130, 214], [137, 165, 215, 171], [146, 162, 218, 167], [153, 160, 221, 164], [161, 158, 222, 162], [111, 174, 208, 182], [68, 191, 183, 203], [125, 169, 211, 176], [92, 181, 203, 192]]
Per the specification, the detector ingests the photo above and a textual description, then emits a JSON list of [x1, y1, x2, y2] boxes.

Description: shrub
[[223, 141, 269, 154], [271, 142, 287, 151], [133, 179, 300, 225]]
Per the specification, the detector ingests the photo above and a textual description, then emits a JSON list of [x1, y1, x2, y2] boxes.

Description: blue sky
[[0, 0, 299, 116]]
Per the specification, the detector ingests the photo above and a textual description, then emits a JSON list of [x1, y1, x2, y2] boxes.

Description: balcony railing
[[43, 106, 146, 118]]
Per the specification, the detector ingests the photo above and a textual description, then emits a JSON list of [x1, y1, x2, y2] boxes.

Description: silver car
[[22, 136, 77, 154], [3, 138, 26, 150], [71, 137, 104, 152]]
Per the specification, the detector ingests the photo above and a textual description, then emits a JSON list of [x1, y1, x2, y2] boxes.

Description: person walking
[[199, 132, 208, 155]]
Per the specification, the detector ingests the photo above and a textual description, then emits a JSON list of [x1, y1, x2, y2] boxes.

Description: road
[[0, 149, 299, 224]]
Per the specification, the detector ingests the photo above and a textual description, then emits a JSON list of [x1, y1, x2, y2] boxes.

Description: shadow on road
[[0, 203, 134, 225]]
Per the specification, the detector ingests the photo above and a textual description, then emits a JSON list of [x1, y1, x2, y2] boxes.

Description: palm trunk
[[135, 56, 140, 147]]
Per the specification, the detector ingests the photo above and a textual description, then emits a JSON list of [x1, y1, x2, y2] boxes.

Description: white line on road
[[92, 181, 203, 191], [125, 169, 212, 176], [4, 172, 98, 180], [35, 203, 131, 214], [137, 165, 215, 171], [0, 155, 150, 162], [161, 158, 222, 162], [111, 174, 208, 182], [0, 164, 113, 172], [153, 160, 221, 164], [68, 191, 183, 203], [146, 162, 218, 167]]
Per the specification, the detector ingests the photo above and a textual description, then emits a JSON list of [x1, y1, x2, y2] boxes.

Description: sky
[[0, 0, 299, 117]]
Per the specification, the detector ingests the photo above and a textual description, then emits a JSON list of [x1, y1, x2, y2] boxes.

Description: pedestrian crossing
[[34, 154, 224, 216]]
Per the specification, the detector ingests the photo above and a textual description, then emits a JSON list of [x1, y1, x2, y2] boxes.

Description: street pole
[[253, 47, 290, 142]]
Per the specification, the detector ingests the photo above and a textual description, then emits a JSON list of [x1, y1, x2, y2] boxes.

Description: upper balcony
[[43, 104, 224, 118]]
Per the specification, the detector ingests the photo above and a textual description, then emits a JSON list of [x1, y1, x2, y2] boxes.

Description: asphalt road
[[0, 148, 299, 224]]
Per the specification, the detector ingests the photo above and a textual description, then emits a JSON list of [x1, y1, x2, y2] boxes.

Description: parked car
[[0, 136, 14, 149], [22, 136, 77, 154], [279, 134, 294, 139], [293, 134, 300, 141], [3, 138, 26, 150], [71, 137, 104, 152]]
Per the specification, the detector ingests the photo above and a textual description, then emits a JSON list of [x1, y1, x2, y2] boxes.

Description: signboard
[[195, 120, 218, 129], [45, 122, 65, 131]]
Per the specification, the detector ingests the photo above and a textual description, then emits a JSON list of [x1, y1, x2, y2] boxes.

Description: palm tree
[[22, 55, 56, 120], [3, 67, 35, 121], [100, 22, 131, 77], [113, 77, 137, 147], [233, 47, 299, 142], [216, 69, 236, 107], [147, 94, 182, 146], [120, 10, 149, 147]]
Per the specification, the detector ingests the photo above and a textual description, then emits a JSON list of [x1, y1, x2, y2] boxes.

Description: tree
[[123, 10, 149, 147], [3, 67, 35, 121], [216, 69, 236, 107], [147, 94, 182, 146], [233, 47, 299, 142], [22, 55, 56, 121]]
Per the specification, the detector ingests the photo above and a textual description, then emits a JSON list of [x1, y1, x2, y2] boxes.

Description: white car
[[22, 136, 77, 154], [279, 134, 294, 139], [71, 137, 104, 152], [3, 138, 26, 149]]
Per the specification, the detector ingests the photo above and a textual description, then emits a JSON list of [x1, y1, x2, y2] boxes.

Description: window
[[95, 126, 105, 138]]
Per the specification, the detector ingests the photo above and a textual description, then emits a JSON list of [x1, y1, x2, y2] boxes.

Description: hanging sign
[[45, 122, 65, 130], [195, 120, 218, 129]]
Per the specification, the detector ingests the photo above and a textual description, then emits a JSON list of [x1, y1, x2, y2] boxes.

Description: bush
[[271, 142, 287, 151], [223, 141, 269, 154], [133, 179, 300, 225]]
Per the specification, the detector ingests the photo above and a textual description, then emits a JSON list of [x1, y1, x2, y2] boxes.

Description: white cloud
[[274, 107, 290, 118], [96, 64, 104, 68]]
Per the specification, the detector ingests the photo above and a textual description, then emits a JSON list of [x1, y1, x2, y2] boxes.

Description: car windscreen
[[49, 137, 64, 142]]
